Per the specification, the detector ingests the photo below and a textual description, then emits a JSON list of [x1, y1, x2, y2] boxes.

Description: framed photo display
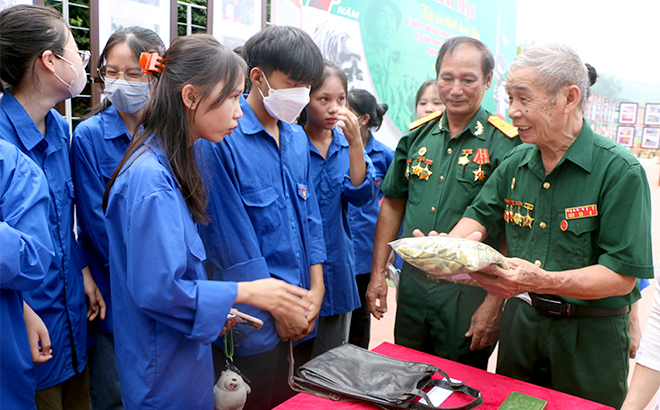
[[98, 0, 172, 58], [618, 102, 638, 124], [641, 127, 660, 149], [644, 103, 660, 126], [616, 126, 635, 147], [213, 0, 264, 50]]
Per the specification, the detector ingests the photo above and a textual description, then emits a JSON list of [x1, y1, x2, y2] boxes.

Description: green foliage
[[178, 0, 208, 36], [45, 0, 91, 125]]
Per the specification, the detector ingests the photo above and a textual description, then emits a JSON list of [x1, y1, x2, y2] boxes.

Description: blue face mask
[[104, 79, 150, 114]]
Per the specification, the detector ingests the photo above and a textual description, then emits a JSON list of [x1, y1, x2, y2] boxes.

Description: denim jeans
[[88, 332, 123, 410]]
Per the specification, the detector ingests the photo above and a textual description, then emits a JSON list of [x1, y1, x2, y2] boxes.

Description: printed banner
[[296, 0, 517, 146]]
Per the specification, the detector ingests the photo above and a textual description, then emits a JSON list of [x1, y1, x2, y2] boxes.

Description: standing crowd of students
[[8, 4, 649, 410], [0, 4, 402, 410]]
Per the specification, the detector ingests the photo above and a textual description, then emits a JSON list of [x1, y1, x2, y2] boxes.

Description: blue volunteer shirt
[[308, 127, 376, 316], [72, 105, 131, 334], [0, 140, 54, 410], [0, 92, 87, 389], [347, 132, 394, 275], [198, 96, 326, 356], [105, 140, 237, 410]]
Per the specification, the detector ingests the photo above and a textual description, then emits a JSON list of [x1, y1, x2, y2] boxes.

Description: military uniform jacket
[[464, 120, 654, 308], [381, 106, 521, 250]]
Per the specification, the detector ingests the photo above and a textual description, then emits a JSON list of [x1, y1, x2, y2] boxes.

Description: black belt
[[529, 293, 630, 318]]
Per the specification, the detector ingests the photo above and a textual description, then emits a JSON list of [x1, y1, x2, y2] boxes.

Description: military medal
[[472, 148, 489, 181], [503, 199, 515, 223], [474, 121, 484, 136], [522, 203, 534, 228], [511, 177, 516, 191], [513, 201, 523, 226], [458, 149, 472, 166], [560, 220, 568, 231], [419, 159, 433, 180], [405, 159, 411, 179], [418, 147, 427, 156], [411, 157, 424, 176]]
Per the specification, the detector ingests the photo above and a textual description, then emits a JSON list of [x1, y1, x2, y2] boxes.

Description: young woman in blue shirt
[[301, 63, 376, 357], [0, 5, 105, 408], [71, 26, 165, 410], [346, 89, 394, 349], [0, 139, 54, 410], [102, 34, 315, 410]]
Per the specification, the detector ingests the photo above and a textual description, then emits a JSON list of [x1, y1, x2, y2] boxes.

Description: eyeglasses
[[59, 48, 91, 68], [97, 66, 151, 85]]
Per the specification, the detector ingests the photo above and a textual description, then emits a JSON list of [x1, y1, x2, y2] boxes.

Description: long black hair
[[103, 34, 247, 223], [88, 26, 166, 117], [348, 89, 388, 131]]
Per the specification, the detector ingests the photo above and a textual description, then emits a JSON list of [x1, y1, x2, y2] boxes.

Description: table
[[274, 342, 614, 410]]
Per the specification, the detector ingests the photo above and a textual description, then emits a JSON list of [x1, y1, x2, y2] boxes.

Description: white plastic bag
[[389, 236, 508, 285]]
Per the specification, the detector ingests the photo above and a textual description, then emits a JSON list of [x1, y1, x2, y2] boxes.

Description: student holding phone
[[102, 34, 315, 410]]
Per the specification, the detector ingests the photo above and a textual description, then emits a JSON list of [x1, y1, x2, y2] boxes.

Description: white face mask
[[258, 71, 310, 123], [53, 54, 87, 99], [104, 79, 150, 114], [356, 114, 365, 129]]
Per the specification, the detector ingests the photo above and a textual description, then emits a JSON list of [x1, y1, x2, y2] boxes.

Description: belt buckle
[[535, 297, 568, 317]]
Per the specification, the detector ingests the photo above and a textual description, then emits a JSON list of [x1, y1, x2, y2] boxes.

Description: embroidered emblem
[[475, 121, 484, 136], [298, 183, 308, 200]]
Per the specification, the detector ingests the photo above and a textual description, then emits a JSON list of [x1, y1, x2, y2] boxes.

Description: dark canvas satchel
[[288, 343, 483, 409]]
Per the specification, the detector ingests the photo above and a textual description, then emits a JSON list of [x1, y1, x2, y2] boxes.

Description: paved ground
[[369, 156, 660, 408]]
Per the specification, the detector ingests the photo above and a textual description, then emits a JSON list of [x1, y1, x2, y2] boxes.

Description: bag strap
[[408, 378, 484, 410]]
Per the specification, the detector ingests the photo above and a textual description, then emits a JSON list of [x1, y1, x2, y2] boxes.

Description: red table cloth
[[274, 342, 614, 410]]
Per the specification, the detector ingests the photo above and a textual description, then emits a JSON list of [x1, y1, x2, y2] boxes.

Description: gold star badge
[[473, 164, 485, 181], [458, 149, 472, 166], [411, 162, 423, 176], [419, 165, 432, 180], [419, 160, 433, 180]]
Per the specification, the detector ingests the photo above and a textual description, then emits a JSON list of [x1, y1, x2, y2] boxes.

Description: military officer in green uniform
[[449, 43, 653, 409], [366, 37, 521, 369]]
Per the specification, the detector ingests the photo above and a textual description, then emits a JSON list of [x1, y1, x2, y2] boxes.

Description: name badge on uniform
[[298, 183, 308, 200]]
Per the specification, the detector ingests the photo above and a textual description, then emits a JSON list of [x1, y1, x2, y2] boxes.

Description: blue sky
[[516, 0, 660, 85]]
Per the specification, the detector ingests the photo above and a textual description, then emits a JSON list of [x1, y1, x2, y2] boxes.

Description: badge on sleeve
[[298, 183, 308, 200]]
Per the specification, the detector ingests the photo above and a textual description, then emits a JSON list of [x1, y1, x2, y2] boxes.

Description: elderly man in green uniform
[[366, 37, 521, 369], [449, 43, 653, 409]]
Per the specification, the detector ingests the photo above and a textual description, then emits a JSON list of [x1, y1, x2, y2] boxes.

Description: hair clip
[[139, 52, 163, 78]]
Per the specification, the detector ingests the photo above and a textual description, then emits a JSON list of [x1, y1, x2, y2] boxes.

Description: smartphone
[[227, 308, 263, 330]]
